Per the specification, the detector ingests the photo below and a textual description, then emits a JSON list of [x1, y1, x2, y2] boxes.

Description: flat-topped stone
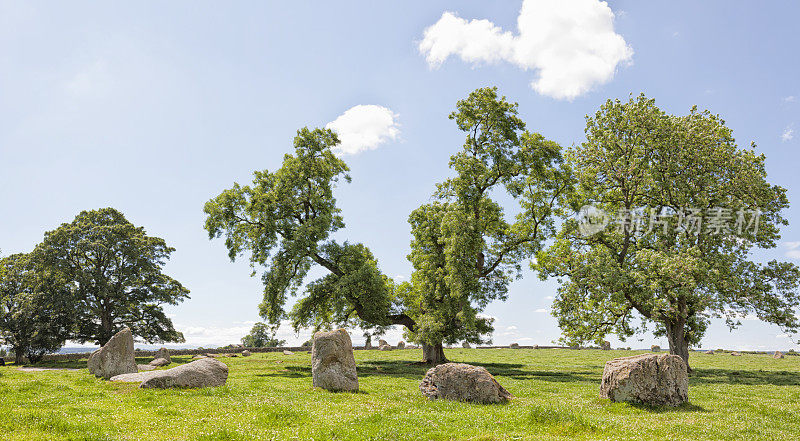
[[112, 358, 228, 388], [600, 353, 688, 406]]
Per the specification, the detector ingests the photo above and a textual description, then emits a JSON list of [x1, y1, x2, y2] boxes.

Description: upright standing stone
[[153, 347, 171, 364], [462, 342, 471, 348], [773, 351, 784, 359], [87, 327, 138, 379], [397, 341, 406, 349], [601, 341, 612, 350], [378, 339, 388, 347], [311, 329, 358, 392], [651, 345, 661, 352], [599, 353, 688, 406]]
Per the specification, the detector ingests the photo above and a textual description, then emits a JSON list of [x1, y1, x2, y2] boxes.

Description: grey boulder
[[242, 350, 251, 357], [599, 353, 688, 406], [311, 329, 358, 392], [420, 363, 512, 404], [149, 358, 170, 367], [87, 328, 138, 380], [112, 358, 228, 389]]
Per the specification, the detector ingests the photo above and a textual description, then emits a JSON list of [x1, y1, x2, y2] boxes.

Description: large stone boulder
[[601, 341, 612, 350], [149, 358, 170, 367], [379, 344, 392, 351], [311, 329, 358, 392], [651, 345, 661, 352], [87, 328, 138, 379], [462, 342, 471, 349], [153, 347, 171, 364], [774, 351, 784, 359], [112, 358, 228, 388], [599, 353, 688, 406], [242, 350, 251, 357], [420, 363, 512, 404], [509, 343, 520, 348], [397, 341, 406, 349]]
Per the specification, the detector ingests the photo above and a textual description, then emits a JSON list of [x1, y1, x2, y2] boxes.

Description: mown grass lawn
[[1, 348, 799, 440]]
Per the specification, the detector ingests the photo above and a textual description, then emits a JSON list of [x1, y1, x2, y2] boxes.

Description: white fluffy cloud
[[326, 104, 400, 156], [419, 0, 633, 100]]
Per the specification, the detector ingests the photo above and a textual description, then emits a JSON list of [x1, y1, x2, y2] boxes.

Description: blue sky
[[1, 1, 798, 350]]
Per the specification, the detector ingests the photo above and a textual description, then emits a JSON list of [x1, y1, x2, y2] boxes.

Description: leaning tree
[[205, 128, 413, 342], [205, 89, 569, 364], [0, 253, 75, 363], [536, 94, 800, 369], [35, 208, 190, 346]]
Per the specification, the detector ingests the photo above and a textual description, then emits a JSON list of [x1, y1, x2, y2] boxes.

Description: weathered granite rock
[[149, 358, 170, 367], [462, 342, 471, 349], [397, 341, 406, 349], [731, 352, 741, 356], [242, 350, 251, 357], [153, 347, 171, 364], [599, 353, 688, 406], [379, 344, 392, 351], [509, 343, 520, 348], [283, 350, 294, 355], [112, 358, 228, 389], [137, 364, 156, 371], [601, 341, 612, 350], [378, 339, 388, 346], [87, 328, 138, 379], [191, 355, 207, 360], [651, 345, 661, 352], [311, 329, 358, 392], [704, 350, 715, 355], [419, 363, 512, 404], [774, 351, 784, 359]]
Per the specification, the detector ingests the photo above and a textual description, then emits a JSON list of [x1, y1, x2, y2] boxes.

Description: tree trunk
[[99, 308, 114, 346], [665, 320, 691, 373], [422, 342, 448, 365], [14, 347, 25, 365]]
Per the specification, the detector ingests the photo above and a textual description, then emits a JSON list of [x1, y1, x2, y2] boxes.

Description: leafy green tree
[[35, 208, 189, 346], [0, 253, 74, 364], [400, 87, 571, 363], [204, 128, 414, 342], [241, 322, 286, 347], [537, 94, 800, 369], [205, 91, 568, 364]]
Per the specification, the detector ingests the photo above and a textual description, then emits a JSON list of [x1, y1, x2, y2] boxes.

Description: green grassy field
[[1, 349, 799, 440]]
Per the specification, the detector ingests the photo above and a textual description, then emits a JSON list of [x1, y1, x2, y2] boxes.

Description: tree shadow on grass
[[256, 360, 596, 383], [690, 368, 800, 386], [626, 402, 709, 413]]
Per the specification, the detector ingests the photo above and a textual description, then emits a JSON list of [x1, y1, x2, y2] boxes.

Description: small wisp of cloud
[[781, 125, 794, 142]]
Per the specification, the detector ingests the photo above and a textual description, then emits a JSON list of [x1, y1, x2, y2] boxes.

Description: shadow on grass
[[626, 402, 709, 413], [20, 356, 194, 370], [690, 368, 800, 386], [255, 360, 596, 383]]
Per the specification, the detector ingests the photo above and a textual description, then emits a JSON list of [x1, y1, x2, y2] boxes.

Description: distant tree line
[[0, 208, 189, 364]]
